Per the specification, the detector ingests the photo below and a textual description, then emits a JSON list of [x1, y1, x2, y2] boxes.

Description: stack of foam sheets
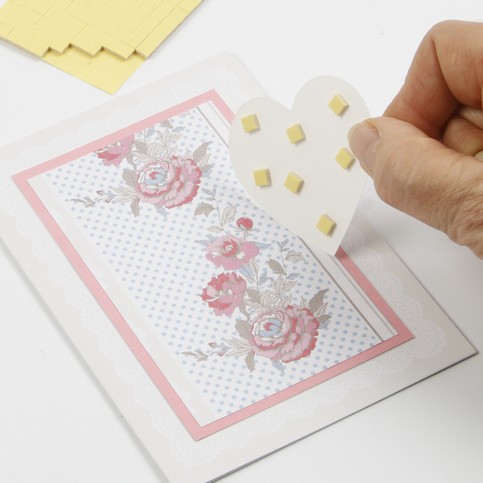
[[0, 0, 203, 93]]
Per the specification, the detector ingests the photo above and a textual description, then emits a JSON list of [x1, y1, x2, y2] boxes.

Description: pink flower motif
[[248, 305, 319, 363], [97, 135, 135, 166], [236, 217, 253, 230], [135, 156, 202, 209], [201, 272, 247, 317], [206, 235, 259, 270]]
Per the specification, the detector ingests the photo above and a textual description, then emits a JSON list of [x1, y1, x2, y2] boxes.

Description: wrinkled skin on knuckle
[[372, 136, 437, 219], [371, 137, 409, 207], [446, 175, 483, 258]]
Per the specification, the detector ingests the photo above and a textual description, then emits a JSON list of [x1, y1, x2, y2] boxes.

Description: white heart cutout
[[229, 76, 370, 256]]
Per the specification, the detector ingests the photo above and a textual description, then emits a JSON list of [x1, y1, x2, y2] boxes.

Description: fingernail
[[348, 122, 380, 173]]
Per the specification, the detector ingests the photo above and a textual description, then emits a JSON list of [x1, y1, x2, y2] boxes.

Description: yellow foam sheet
[[0, 0, 203, 93]]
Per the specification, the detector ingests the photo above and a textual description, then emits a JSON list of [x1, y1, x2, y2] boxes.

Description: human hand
[[348, 20, 483, 259]]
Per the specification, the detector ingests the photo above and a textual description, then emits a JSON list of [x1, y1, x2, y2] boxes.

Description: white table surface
[[1, 1, 482, 482]]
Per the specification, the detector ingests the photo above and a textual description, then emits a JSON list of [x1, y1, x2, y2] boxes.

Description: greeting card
[[0, 53, 475, 482]]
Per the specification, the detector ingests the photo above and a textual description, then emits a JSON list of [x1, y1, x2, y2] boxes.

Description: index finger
[[384, 20, 483, 138]]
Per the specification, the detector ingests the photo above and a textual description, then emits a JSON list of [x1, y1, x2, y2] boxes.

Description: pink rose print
[[135, 156, 202, 209], [206, 235, 259, 270], [97, 135, 135, 166], [236, 217, 253, 230], [201, 272, 247, 317], [248, 305, 319, 363]]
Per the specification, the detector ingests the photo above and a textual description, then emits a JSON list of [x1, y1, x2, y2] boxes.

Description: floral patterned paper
[[72, 111, 336, 377], [30, 97, 390, 423], [189, 189, 331, 375]]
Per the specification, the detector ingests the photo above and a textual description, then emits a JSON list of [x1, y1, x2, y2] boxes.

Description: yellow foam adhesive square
[[11, 5, 40, 25], [50, 10, 86, 32], [284, 172, 304, 193], [43, 2, 66, 19], [286, 123, 305, 144], [34, 14, 56, 33], [241, 114, 259, 133], [49, 38, 70, 55], [328, 93, 349, 116], [335, 147, 355, 169], [76, 0, 103, 24], [103, 35, 134, 60], [33, 0, 57, 15], [164, 7, 190, 30], [316, 214, 336, 236], [151, 0, 179, 21], [133, 16, 159, 41], [136, 7, 189, 58], [135, 24, 171, 58], [71, 25, 105, 56], [86, 5, 112, 29], [101, 21, 118, 37], [7, 21, 48, 57], [113, 28, 143, 49], [15, 0, 53, 15], [128, 3, 159, 31], [27, 38, 49, 56], [64, 0, 90, 17], [253, 169, 271, 187]]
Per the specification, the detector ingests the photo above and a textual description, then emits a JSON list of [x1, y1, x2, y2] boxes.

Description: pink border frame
[[13, 91, 413, 440]]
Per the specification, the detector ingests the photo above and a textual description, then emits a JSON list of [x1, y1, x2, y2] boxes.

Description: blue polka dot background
[[41, 102, 380, 420]]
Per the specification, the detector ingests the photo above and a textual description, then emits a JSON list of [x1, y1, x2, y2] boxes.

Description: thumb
[[348, 117, 483, 258]]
